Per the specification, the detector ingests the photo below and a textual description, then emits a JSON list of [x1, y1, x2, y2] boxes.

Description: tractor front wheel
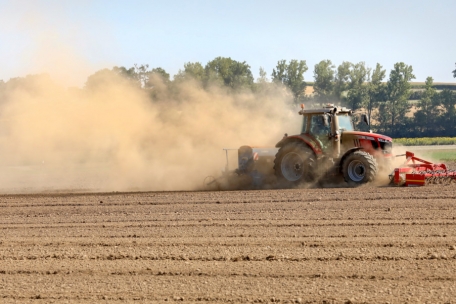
[[342, 151, 378, 186]]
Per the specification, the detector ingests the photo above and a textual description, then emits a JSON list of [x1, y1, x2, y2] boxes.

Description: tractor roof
[[299, 104, 352, 115]]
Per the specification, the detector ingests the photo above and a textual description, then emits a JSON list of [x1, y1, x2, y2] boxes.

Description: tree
[[253, 67, 272, 94], [174, 62, 205, 83], [205, 57, 254, 90], [365, 63, 386, 126], [346, 62, 371, 111], [133, 64, 151, 88], [272, 59, 308, 103], [85, 68, 121, 90], [384, 62, 415, 136], [86, 64, 151, 89], [375, 101, 392, 135], [85, 64, 171, 94], [112, 66, 137, 82], [333, 61, 352, 103], [271, 60, 287, 84], [150, 67, 170, 83], [414, 77, 438, 135], [313, 60, 335, 103], [257, 67, 269, 83], [439, 89, 456, 136], [286, 60, 308, 103], [453, 63, 456, 78]]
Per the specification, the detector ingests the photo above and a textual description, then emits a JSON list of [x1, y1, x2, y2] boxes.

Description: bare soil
[[1, 185, 456, 303]]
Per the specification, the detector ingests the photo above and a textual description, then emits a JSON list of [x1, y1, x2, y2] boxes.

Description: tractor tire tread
[[342, 150, 378, 186]]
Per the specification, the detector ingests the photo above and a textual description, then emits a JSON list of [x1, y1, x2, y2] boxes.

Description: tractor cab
[[297, 104, 355, 158]]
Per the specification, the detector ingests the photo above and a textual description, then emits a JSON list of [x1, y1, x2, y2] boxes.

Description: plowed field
[[1, 185, 456, 303]]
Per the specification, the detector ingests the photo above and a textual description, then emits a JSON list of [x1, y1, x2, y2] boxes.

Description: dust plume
[[0, 73, 300, 193]]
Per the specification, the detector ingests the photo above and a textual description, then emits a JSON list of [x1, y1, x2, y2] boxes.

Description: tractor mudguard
[[275, 134, 322, 157]]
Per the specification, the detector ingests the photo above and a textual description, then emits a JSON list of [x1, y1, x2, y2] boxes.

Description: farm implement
[[204, 146, 278, 190], [390, 151, 456, 186]]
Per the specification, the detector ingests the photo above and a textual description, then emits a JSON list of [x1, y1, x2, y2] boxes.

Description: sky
[[1, 0, 455, 87]]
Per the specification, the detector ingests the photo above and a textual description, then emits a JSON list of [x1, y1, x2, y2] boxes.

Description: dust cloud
[[0, 73, 300, 193]]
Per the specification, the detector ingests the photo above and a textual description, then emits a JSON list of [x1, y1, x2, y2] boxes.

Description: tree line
[[1, 58, 456, 138]]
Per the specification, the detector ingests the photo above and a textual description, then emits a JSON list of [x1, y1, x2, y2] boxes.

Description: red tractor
[[273, 104, 393, 186]]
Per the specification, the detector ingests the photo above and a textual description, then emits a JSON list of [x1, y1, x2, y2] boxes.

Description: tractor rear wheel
[[274, 142, 316, 186], [342, 150, 378, 186]]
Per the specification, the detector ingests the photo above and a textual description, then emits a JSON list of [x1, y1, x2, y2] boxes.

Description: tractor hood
[[342, 131, 393, 155], [342, 131, 392, 142]]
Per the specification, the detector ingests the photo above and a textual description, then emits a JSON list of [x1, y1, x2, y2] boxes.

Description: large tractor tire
[[274, 142, 316, 186], [342, 150, 378, 186]]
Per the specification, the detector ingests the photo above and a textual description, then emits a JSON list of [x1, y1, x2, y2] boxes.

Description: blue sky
[[1, 0, 455, 86]]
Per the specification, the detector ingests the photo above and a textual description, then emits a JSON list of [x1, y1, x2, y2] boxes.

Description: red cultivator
[[391, 151, 456, 186]]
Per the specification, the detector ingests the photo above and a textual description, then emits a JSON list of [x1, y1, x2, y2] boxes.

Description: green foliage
[[394, 137, 456, 160], [425, 150, 456, 161], [383, 62, 416, 136], [411, 83, 456, 91], [333, 61, 352, 102], [271, 60, 287, 83], [313, 60, 335, 102], [9, 56, 454, 139], [134, 64, 151, 88], [394, 137, 456, 145], [205, 57, 253, 90], [438, 89, 456, 135], [346, 62, 371, 111], [410, 148, 456, 161], [374, 101, 391, 135], [85, 68, 123, 90], [365, 63, 387, 125], [173, 62, 205, 86], [272, 59, 308, 103], [252, 67, 274, 94], [150, 67, 170, 82], [257, 67, 268, 83], [185, 62, 205, 82], [112, 66, 136, 80], [85, 64, 171, 90], [409, 90, 424, 100], [414, 77, 439, 134]]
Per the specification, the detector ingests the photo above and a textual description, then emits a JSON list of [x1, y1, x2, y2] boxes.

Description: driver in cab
[[311, 115, 331, 154]]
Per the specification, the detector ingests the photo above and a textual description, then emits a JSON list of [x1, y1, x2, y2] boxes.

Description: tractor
[[207, 103, 455, 189], [273, 103, 393, 186]]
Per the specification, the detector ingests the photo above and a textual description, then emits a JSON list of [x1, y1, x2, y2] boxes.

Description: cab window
[[310, 114, 330, 135], [301, 115, 309, 133], [337, 114, 354, 131]]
